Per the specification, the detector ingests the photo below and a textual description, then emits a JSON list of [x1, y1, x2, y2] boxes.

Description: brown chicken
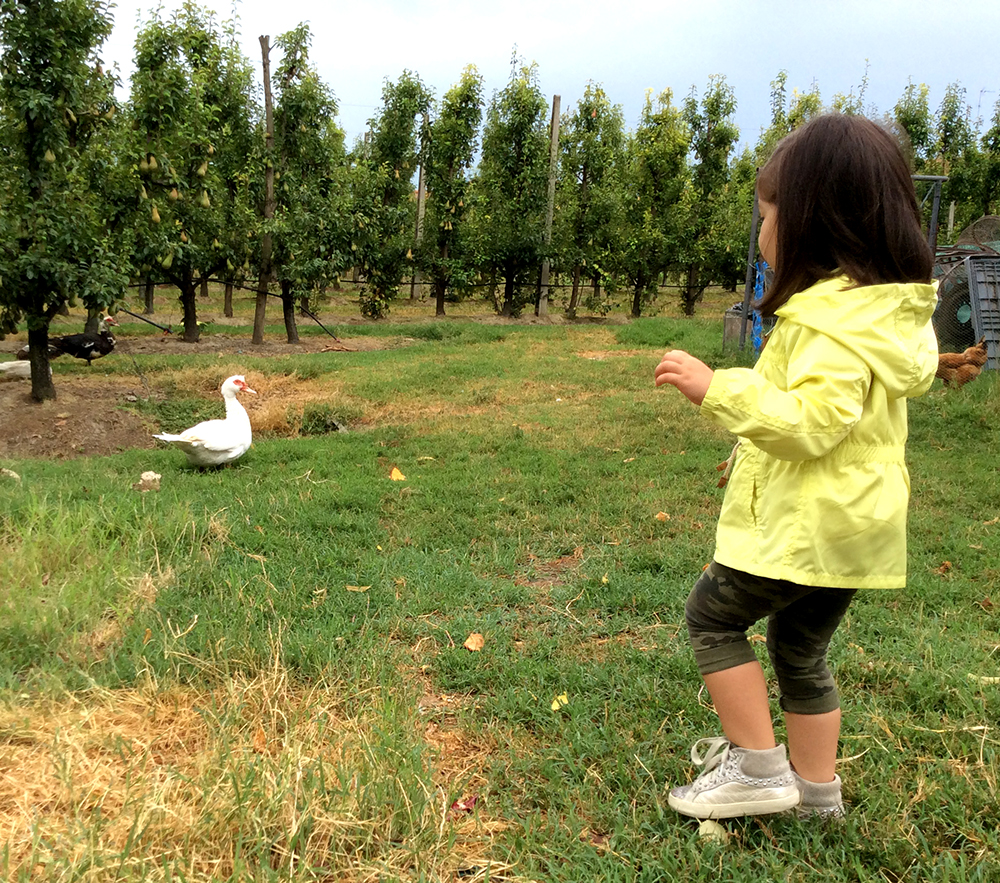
[[936, 337, 989, 388]]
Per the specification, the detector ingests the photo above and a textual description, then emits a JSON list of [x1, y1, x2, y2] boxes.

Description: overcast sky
[[99, 0, 1000, 152]]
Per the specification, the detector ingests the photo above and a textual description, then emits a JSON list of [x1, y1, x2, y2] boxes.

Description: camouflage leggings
[[685, 561, 857, 715]]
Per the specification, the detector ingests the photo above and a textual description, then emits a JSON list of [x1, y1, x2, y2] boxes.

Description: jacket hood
[[774, 276, 939, 398]]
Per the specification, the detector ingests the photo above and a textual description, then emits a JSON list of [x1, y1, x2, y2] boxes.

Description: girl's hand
[[654, 349, 715, 406]]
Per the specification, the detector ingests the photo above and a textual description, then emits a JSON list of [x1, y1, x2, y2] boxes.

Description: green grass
[[1, 313, 999, 881]]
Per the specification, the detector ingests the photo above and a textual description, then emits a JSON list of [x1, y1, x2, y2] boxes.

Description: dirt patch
[[0, 334, 383, 461]]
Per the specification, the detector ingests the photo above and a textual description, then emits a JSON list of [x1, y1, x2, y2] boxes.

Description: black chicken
[[17, 314, 118, 366]]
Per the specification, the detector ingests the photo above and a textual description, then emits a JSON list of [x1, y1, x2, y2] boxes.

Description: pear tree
[[416, 65, 483, 317], [266, 23, 352, 341], [615, 89, 689, 318], [129, 3, 257, 342], [0, 0, 130, 401], [352, 70, 431, 319], [553, 84, 627, 316], [471, 60, 550, 317]]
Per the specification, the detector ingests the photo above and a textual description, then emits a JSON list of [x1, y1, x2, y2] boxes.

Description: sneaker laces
[[689, 736, 732, 778]]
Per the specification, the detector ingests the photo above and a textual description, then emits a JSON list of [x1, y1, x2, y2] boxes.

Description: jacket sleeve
[[700, 325, 872, 461]]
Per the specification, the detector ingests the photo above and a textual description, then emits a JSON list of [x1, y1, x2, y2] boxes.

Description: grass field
[[1, 293, 999, 882]]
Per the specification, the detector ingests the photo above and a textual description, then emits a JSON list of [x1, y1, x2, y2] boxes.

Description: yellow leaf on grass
[[655, 512, 671, 521], [463, 632, 485, 652], [551, 693, 569, 711], [601, 573, 609, 584], [390, 467, 406, 481], [142, 628, 152, 645], [968, 673, 1000, 685], [345, 584, 371, 593], [252, 726, 267, 754]]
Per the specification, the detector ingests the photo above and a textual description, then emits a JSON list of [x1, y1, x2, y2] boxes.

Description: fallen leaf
[[978, 597, 994, 610], [968, 673, 1000, 685], [142, 628, 152, 645], [390, 467, 406, 481], [655, 511, 671, 521], [252, 726, 268, 753], [601, 573, 609, 584], [933, 561, 952, 575], [417, 456, 436, 461], [448, 794, 479, 818], [463, 632, 485, 652], [551, 692, 569, 711], [623, 457, 636, 463], [345, 584, 371, 593], [581, 829, 611, 850]]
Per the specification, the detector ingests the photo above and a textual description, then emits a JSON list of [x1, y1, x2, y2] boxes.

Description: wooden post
[[410, 157, 426, 299], [739, 176, 761, 349], [253, 35, 275, 345], [537, 95, 560, 317]]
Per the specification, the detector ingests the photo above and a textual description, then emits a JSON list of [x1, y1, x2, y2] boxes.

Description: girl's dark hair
[[756, 113, 933, 316]]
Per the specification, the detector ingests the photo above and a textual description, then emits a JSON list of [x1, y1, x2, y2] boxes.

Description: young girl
[[654, 114, 939, 820]]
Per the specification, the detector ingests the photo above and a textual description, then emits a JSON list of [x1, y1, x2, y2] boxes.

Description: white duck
[[153, 375, 256, 467], [0, 360, 52, 381], [0, 360, 32, 380]]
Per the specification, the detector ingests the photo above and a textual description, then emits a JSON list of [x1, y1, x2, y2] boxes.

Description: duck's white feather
[[154, 375, 255, 466]]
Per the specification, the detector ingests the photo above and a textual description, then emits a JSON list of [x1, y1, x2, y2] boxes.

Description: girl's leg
[[767, 588, 856, 785], [703, 661, 776, 750], [785, 709, 841, 782], [670, 564, 802, 818]]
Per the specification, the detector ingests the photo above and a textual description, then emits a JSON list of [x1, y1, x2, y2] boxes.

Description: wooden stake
[[537, 95, 560, 317], [253, 35, 275, 345]]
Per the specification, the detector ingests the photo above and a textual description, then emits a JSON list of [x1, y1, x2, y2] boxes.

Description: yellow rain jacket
[[700, 276, 938, 589]]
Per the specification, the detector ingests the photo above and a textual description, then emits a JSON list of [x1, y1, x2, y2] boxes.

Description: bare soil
[[0, 333, 381, 461]]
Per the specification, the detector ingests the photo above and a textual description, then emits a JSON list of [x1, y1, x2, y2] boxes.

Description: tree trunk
[[299, 294, 310, 317], [281, 280, 299, 343], [200, 276, 209, 298], [683, 265, 704, 317], [502, 270, 515, 317], [85, 307, 100, 334], [224, 280, 234, 317], [567, 265, 581, 316], [592, 273, 600, 304], [27, 326, 56, 402], [488, 269, 498, 312], [144, 278, 156, 314], [631, 271, 645, 318], [180, 272, 200, 342], [434, 240, 449, 316]]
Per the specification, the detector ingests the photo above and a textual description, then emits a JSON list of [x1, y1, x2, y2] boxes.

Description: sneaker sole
[[668, 787, 800, 820]]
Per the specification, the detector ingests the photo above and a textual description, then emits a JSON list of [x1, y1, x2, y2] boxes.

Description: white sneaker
[[668, 737, 799, 819]]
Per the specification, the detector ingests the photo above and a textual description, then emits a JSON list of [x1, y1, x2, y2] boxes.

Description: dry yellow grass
[[0, 650, 523, 882]]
